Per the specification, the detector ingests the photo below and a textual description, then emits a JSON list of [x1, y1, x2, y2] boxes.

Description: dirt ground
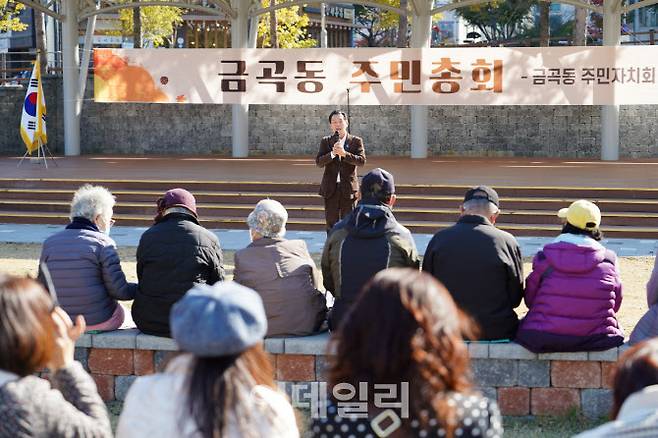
[[1, 243, 654, 334]]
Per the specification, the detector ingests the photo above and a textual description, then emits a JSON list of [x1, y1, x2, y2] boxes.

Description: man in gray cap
[[422, 185, 524, 341], [132, 188, 225, 337], [321, 168, 419, 330]]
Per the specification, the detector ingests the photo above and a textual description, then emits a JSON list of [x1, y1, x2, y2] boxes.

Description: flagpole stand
[[16, 150, 30, 167], [41, 142, 58, 167], [16, 140, 58, 168]]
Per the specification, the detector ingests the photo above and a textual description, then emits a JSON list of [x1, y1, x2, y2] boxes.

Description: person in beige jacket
[[234, 199, 327, 337]]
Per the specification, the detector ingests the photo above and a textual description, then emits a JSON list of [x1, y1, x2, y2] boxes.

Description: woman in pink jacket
[[515, 200, 624, 353]]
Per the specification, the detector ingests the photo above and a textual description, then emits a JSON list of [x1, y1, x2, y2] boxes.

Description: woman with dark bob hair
[[311, 268, 502, 438], [0, 273, 111, 437], [576, 338, 658, 437]]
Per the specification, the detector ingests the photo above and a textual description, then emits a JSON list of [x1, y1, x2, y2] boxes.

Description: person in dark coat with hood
[[132, 188, 225, 337], [321, 168, 419, 330]]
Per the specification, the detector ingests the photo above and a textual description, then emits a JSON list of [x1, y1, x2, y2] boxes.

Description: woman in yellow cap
[[515, 200, 624, 353]]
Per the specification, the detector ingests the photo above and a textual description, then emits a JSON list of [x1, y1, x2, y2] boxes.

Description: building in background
[[627, 0, 658, 43], [303, 3, 355, 47]]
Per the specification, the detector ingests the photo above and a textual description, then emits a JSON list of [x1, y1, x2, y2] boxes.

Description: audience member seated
[[132, 188, 225, 337], [321, 168, 420, 331], [117, 282, 299, 438], [629, 256, 658, 345], [576, 339, 658, 437], [234, 199, 327, 337], [0, 273, 112, 437], [516, 200, 624, 353], [39, 184, 136, 332], [311, 268, 502, 438], [422, 185, 523, 341]]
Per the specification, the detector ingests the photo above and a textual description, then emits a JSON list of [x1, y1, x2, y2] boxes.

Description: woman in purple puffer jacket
[[515, 200, 624, 353]]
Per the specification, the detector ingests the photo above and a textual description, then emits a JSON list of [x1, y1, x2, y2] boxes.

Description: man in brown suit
[[316, 110, 366, 231]]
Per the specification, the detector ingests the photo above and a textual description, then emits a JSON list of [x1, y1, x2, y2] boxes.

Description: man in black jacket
[[132, 188, 224, 337], [422, 186, 523, 340]]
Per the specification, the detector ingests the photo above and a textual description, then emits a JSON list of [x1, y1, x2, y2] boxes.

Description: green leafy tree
[[258, 0, 316, 48], [455, 0, 535, 41], [354, 0, 400, 46], [355, 0, 442, 47], [518, 7, 576, 43], [0, 0, 27, 32]]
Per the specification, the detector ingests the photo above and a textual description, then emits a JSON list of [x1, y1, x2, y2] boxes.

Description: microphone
[[333, 130, 341, 160]]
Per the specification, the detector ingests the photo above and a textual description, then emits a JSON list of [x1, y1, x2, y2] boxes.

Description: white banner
[[94, 47, 658, 105]]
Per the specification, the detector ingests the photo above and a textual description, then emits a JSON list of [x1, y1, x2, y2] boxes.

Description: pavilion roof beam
[[432, 0, 602, 14], [249, 0, 404, 18], [15, 0, 64, 20], [622, 0, 657, 13], [410, 0, 433, 15], [78, 0, 236, 21], [431, 0, 602, 14]]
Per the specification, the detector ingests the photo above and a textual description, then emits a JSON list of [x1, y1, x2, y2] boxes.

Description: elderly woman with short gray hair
[[234, 199, 327, 337], [39, 184, 136, 331]]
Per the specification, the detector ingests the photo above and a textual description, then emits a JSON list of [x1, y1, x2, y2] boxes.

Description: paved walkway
[[1, 224, 656, 256]]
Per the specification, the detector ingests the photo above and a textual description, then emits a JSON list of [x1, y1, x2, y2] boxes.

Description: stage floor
[[2, 155, 658, 188]]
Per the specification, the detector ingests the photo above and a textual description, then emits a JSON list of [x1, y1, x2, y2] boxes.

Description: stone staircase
[[1, 178, 657, 238]]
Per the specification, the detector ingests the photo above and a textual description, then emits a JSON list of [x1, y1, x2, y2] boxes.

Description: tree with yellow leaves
[[258, 0, 317, 48], [117, 3, 184, 47], [0, 0, 27, 32]]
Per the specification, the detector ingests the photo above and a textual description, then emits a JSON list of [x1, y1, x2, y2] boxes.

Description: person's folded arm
[[100, 244, 137, 300]]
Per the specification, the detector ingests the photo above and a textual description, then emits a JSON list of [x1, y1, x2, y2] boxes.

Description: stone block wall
[[69, 330, 624, 419], [2, 78, 657, 157]]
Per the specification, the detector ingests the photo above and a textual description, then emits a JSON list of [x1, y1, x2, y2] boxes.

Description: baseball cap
[[360, 168, 395, 203], [558, 200, 601, 230], [157, 188, 197, 217], [463, 185, 500, 207]]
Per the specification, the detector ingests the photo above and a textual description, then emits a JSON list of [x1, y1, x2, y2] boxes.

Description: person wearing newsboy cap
[[422, 185, 524, 341], [118, 282, 299, 438], [132, 188, 225, 337]]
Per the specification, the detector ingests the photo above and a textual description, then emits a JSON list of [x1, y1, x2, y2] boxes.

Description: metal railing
[[0, 49, 78, 86]]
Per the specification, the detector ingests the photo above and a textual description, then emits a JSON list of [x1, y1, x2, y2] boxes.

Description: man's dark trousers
[[324, 184, 356, 231]]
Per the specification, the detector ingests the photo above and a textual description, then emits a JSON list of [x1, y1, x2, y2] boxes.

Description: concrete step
[[0, 211, 657, 238], [2, 178, 656, 238], [5, 188, 658, 213], [2, 200, 658, 227], [2, 178, 657, 200]]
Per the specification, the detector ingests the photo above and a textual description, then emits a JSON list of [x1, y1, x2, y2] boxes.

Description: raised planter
[[72, 329, 623, 418]]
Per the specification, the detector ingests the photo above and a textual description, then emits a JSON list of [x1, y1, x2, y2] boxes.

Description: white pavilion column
[[78, 13, 97, 101], [62, 0, 80, 156], [231, 0, 249, 157], [320, 3, 328, 48], [601, 0, 621, 161], [409, 5, 432, 158]]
